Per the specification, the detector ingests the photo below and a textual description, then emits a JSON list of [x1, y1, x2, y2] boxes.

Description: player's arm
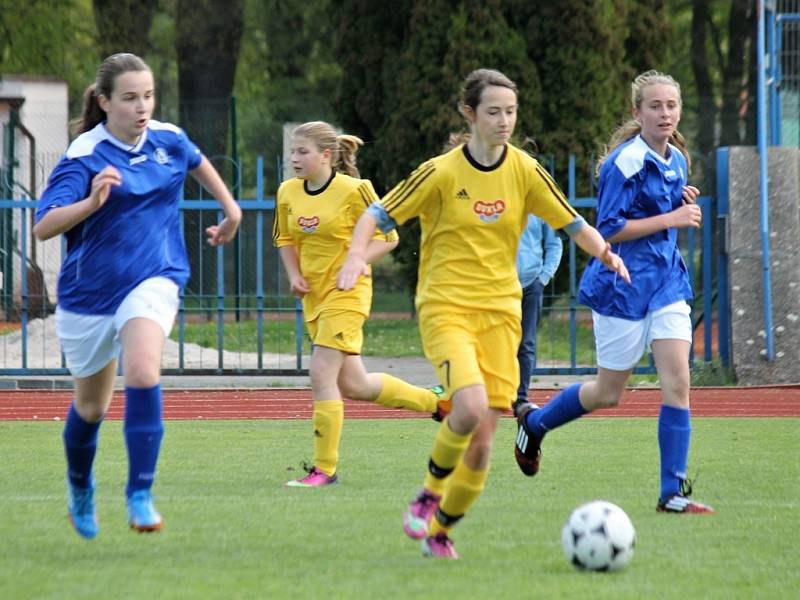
[[567, 219, 630, 283], [33, 166, 122, 241], [606, 200, 701, 243], [364, 238, 399, 264], [278, 245, 310, 298], [190, 156, 243, 246], [337, 211, 380, 290]]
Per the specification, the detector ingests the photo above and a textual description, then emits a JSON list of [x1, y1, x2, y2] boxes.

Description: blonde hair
[[292, 121, 364, 178], [598, 70, 691, 173]]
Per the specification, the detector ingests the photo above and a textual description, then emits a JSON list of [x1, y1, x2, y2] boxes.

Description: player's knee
[[124, 361, 161, 389], [76, 402, 106, 423], [593, 389, 623, 409], [338, 380, 369, 401]]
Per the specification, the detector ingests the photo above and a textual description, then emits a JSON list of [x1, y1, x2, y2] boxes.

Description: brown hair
[[598, 70, 691, 173], [459, 68, 518, 114], [71, 53, 152, 136], [444, 69, 519, 151], [292, 121, 364, 178]]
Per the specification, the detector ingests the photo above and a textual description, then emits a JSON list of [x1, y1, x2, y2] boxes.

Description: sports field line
[[0, 386, 798, 420]]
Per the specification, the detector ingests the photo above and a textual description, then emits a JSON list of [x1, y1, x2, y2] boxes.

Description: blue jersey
[[35, 120, 203, 314], [579, 135, 692, 320]]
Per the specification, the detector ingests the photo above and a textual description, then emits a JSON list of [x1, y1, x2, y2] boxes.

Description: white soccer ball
[[561, 500, 636, 572]]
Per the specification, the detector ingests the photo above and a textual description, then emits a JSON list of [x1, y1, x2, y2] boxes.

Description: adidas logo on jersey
[[455, 188, 470, 200]]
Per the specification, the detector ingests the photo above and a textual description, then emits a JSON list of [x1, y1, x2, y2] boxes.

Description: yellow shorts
[[306, 309, 365, 355], [418, 307, 521, 410]]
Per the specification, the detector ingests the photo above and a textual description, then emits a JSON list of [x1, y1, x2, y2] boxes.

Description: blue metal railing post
[[716, 148, 731, 367], [701, 196, 713, 363], [757, 1, 776, 360], [567, 155, 578, 368], [216, 209, 226, 371], [256, 156, 265, 369]]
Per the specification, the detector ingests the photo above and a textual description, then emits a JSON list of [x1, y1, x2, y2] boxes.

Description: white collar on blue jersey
[[101, 123, 149, 154]]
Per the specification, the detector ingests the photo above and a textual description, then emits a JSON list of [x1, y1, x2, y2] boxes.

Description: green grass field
[[1, 417, 797, 599]]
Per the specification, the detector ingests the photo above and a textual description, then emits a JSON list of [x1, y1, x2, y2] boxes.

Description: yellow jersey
[[381, 143, 577, 316], [273, 172, 398, 320]]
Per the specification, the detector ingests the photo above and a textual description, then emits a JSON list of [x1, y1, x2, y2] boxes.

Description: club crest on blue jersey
[[154, 148, 170, 164], [473, 199, 506, 223], [297, 216, 319, 233]]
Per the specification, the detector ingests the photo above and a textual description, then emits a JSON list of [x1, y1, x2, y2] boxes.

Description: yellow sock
[[312, 399, 344, 476], [428, 460, 489, 537], [423, 418, 472, 495], [376, 373, 437, 413]]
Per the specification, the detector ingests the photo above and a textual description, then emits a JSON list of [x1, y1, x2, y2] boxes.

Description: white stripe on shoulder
[[65, 124, 109, 159], [148, 119, 183, 135], [612, 136, 649, 179]]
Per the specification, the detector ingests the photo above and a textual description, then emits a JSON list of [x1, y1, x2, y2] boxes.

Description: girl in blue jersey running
[[33, 53, 242, 539], [513, 70, 714, 514]]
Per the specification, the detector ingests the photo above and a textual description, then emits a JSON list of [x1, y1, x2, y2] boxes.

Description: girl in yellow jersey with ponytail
[[273, 121, 447, 487], [338, 70, 629, 558]]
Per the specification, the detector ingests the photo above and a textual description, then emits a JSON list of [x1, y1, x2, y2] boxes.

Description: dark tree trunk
[[691, 0, 717, 160], [719, 0, 755, 146], [175, 0, 245, 158], [92, 0, 157, 59]]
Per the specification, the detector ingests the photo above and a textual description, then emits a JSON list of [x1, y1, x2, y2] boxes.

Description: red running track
[[1, 386, 799, 421]]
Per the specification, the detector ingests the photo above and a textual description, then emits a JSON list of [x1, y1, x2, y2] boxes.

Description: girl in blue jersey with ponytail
[[34, 53, 242, 539], [514, 70, 713, 514]]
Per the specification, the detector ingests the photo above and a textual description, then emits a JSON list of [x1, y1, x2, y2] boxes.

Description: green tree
[[0, 0, 98, 116], [233, 0, 342, 194], [333, 0, 412, 187], [511, 1, 627, 168], [335, 0, 539, 300], [93, 0, 158, 58], [175, 0, 245, 158]]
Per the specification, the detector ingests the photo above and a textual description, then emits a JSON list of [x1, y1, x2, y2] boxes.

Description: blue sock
[[658, 405, 691, 501], [526, 383, 587, 438], [63, 403, 102, 489], [124, 385, 164, 498]]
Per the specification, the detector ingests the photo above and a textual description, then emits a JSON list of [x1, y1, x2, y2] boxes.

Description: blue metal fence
[[0, 155, 729, 376]]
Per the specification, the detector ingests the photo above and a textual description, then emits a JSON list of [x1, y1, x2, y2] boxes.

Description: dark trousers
[[517, 279, 544, 404]]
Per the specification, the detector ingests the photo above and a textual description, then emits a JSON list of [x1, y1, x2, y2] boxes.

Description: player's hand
[[600, 243, 630, 283], [89, 166, 122, 210], [337, 254, 369, 290], [205, 212, 241, 246], [682, 185, 700, 204], [671, 201, 702, 229], [289, 275, 310, 298]]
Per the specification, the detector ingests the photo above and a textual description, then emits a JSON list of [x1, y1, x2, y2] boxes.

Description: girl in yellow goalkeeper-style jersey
[[337, 70, 629, 557], [273, 121, 447, 487]]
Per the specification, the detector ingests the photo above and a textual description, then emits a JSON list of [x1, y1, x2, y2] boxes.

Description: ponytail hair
[[442, 132, 472, 152], [598, 69, 691, 174], [70, 52, 151, 136], [292, 121, 364, 178]]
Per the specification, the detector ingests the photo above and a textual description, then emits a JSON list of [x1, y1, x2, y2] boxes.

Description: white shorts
[[592, 300, 692, 371], [55, 277, 180, 378]]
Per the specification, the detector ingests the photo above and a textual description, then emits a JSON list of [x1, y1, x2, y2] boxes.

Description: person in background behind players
[[337, 68, 629, 559], [512, 214, 563, 418], [513, 70, 713, 515], [273, 121, 447, 488], [33, 53, 242, 539]]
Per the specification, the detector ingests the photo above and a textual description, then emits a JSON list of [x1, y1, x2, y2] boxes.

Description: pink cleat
[[403, 489, 441, 540], [285, 467, 338, 488], [421, 532, 458, 559]]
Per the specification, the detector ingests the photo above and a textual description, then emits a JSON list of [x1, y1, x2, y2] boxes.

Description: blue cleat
[[67, 477, 98, 540], [127, 490, 163, 532]]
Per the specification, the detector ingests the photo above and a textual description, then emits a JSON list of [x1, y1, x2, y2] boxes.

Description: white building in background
[[0, 75, 68, 318]]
